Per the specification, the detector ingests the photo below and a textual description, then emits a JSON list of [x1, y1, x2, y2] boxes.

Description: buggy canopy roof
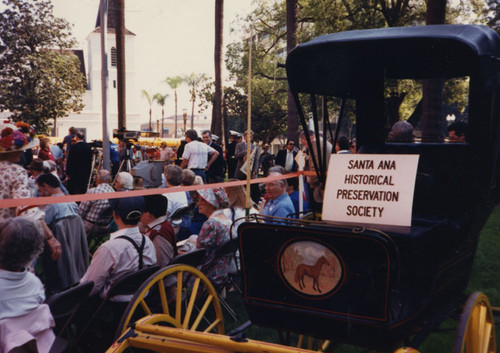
[[286, 25, 500, 98]]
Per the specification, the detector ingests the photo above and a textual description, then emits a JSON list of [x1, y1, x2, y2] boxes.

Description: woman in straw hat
[[0, 120, 61, 260], [0, 120, 40, 220]]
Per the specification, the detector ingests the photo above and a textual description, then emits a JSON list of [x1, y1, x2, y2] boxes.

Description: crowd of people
[[0, 118, 468, 351]]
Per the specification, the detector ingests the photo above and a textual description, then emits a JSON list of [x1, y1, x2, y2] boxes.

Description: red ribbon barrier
[[0, 171, 316, 209]]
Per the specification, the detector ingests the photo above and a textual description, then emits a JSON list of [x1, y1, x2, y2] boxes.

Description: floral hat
[[197, 187, 230, 209], [0, 119, 39, 153]]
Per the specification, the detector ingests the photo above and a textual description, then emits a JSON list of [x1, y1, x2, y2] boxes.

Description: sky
[[50, 0, 255, 121]]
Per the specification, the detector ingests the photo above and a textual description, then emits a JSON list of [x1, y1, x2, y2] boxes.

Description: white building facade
[[56, 10, 141, 141]]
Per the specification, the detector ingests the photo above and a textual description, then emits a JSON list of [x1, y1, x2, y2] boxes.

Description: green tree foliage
[[486, 0, 500, 34], [0, 0, 85, 134], [225, 0, 492, 140], [225, 1, 290, 143]]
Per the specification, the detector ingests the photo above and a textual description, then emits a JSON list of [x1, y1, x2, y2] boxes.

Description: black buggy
[[107, 25, 500, 353], [241, 24, 500, 352]]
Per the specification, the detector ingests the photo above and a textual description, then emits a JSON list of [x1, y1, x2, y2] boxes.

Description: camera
[[88, 140, 103, 149], [113, 129, 141, 141]]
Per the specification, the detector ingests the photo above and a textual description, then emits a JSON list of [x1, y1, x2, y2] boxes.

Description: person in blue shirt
[[287, 176, 310, 215], [261, 172, 295, 222], [110, 141, 120, 177]]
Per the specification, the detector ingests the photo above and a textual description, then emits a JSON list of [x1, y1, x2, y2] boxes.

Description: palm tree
[[153, 93, 169, 137], [184, 73, 207, 130], [164, 76, 183, 138], [142, 90, 154, 132]]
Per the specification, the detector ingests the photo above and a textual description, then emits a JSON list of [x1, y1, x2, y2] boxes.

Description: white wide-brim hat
[[0, 120, 39, 153]]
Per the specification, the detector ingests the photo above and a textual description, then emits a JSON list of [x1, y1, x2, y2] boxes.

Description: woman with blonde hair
[[224, 179, 257, 239]]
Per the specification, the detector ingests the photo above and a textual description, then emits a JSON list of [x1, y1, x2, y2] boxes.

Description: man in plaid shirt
[[79, 169, 115, 237]]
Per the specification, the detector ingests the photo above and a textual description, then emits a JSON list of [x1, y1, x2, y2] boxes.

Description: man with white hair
[[79, 169, 115, 237], [114, 171, 134, 191], [43, 160, 69, 194], [261, 172, 295, 221], [163, 165, 188, 233], [201, 130, 225, 183]]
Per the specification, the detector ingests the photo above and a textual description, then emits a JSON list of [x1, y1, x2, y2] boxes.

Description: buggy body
[[239, 25, 500, 350]]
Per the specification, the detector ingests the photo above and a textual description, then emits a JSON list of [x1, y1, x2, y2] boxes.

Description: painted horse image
[[294, 256, 330, 293]]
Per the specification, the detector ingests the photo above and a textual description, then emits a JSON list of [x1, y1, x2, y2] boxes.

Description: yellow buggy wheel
[[453, 292, 496, 353], [114, 264, 225, 338]]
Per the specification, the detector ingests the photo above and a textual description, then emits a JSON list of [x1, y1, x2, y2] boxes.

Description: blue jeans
[[191, 168, 206, 183]]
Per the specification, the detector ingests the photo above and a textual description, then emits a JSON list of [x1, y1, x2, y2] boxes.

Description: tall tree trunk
[[214, 0, 224, 137], [426, 0, 447, 24], [53, 116, 57, 137], [161, 107, 164, 137], [421, 0, 447, 142], [223, 95, 229, 149], [148, 107, 152, 131], [174, 91, 178, 138], [286, 0, 299, 142], [115, 0, 126, 130], [191, 98, 195, 130]]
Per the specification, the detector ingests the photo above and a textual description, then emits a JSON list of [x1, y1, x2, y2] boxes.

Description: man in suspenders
[[81, 196, 156, 299]]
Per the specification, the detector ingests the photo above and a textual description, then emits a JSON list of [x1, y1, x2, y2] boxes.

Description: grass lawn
[[222, 205, 500, 352]]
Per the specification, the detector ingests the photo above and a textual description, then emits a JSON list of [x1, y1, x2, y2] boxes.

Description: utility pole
[[213, 0, 224, 139], [115, 0, 126, 130], [100, 0, 110, 171]]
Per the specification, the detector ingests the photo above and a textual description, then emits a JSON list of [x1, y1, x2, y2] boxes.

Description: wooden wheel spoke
[[468, 307, 478, 351], [478, 304, 487, 343], [183, 277, 201, 329], [297, 335, 304, 348], [481, 322, 492, 353], [203, 317, 221, 333], [321, 340, 331, 352], [191, 294, 214, 331], [175, 270, 184, 322], [158, 277, 169, 316], [139, 299, 152, 316]]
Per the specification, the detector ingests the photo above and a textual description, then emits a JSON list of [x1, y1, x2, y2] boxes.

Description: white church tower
[[57, 0, 141, 140]]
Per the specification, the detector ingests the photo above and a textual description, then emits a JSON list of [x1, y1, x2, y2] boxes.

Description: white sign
[[322, 154, 419, 227]]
